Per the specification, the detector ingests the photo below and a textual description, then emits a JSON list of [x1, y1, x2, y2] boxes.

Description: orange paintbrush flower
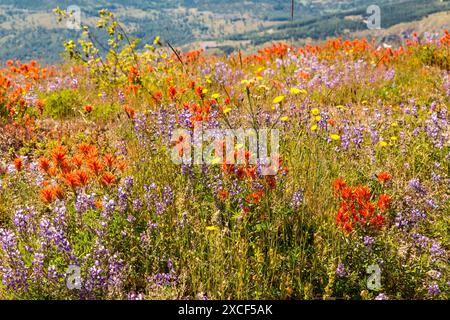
[[87, 158, 104, 175], [38, 157, 51, 172], [74, 170, 89, 186], [333, 178, 347, 194], [377, 171, 392, 184], [116, 160, 126, 172], [78, 143, 97, 157], [14, 157, 23, 171], [103, 154, 115, 168], [168, 86, 177, 100], [41, 186, 55, 203], [377, 194, 392, 212], [124, 105, 135, 118], [84, 105, 93, 113], [72, 155, 84, 169], [52, 145, 67, 165], [52, 185, 64, 200], [101, 172, 116, 186], [64, 172, 80, 189], [218, 190, 229, 200]]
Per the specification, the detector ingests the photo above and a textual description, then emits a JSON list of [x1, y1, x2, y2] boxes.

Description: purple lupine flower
[[127, 292, 143, 300], [0, 228, 28, 290], [289, 189, 304, 210], [412, 234, 445, 259], [375, 293, 389, 300], [369, 124, 379, 145], [341, 124, 351, 151], [395, 212, 409, 229], [148, 222, 158, 232], [413, 207, 427, 218], [179, 108, 193, 128], [116, 140, 128, 157], [54, 200, 67, 227], [163, 186, 174, 206], [431, 172, 441, 183], [47, 265, 62, 283], [118, 91, 125, 104], [107, 253, 126, 292], [430, 242, 445, 256], [148, 259, 178, 290], [117, 186, 128, 213], [213, 61, 232, 85], [384, 68, 395, 81], [133, 112, 148, 145], [427, 284, 440, 296], [140, 232, 149, 245], [101, 196, 116, 218], [13, 206, 37, 235], [155, 202, 164, 215], [127, 214, 136, 223], [336, 263, 346, 278], [352, 126, 364, 148], [363, 235, 374, 248], [318, 111, 329, 129], [408, 178, 427, 195], [123, 176, 134, 190], [426, 198, 438, 209], [87, 261, 106, 291], [31, 252, 44, 275], [132, 198, 143, 210], [75, 193, 96, 214]]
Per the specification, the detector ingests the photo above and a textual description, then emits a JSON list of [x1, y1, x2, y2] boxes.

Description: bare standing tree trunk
[[291, 0, 294, 20]]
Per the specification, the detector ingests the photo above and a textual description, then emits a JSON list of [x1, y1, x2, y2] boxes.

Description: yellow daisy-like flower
[[315, 116, 321, 122], [273, 95, 285, 104], [290, 88, 307, 95], [206, 226, 219, 232], [280, 116, 289, 121], [211, 93, 220, 99], [310, 124, 318, 131], [311, 108, 320, 116], [390, 136, 398, 141], [330, 134, 341, 141], [378, 141, 388, 147], [223, 107, 232, 114]]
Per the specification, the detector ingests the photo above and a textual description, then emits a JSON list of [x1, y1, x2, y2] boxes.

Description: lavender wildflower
[[427, 284, 440, 296], [336, 263, 346, 278]]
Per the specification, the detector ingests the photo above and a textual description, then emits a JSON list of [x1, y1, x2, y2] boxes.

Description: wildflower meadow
[[0, 9, 448, 300]]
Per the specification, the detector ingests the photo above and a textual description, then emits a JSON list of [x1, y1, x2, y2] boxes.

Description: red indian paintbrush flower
[[52, 145, 67, 165], [377, 171, 392, 183], [38, 157, 51, 172], [14, 157, 23, 171], [333, 178, 392, 234], [84, 105, 93, 113], [101, 172, 116, 186]]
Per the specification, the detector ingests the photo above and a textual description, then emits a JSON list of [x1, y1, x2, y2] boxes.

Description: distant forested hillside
[[0, 0, 449, 63]]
